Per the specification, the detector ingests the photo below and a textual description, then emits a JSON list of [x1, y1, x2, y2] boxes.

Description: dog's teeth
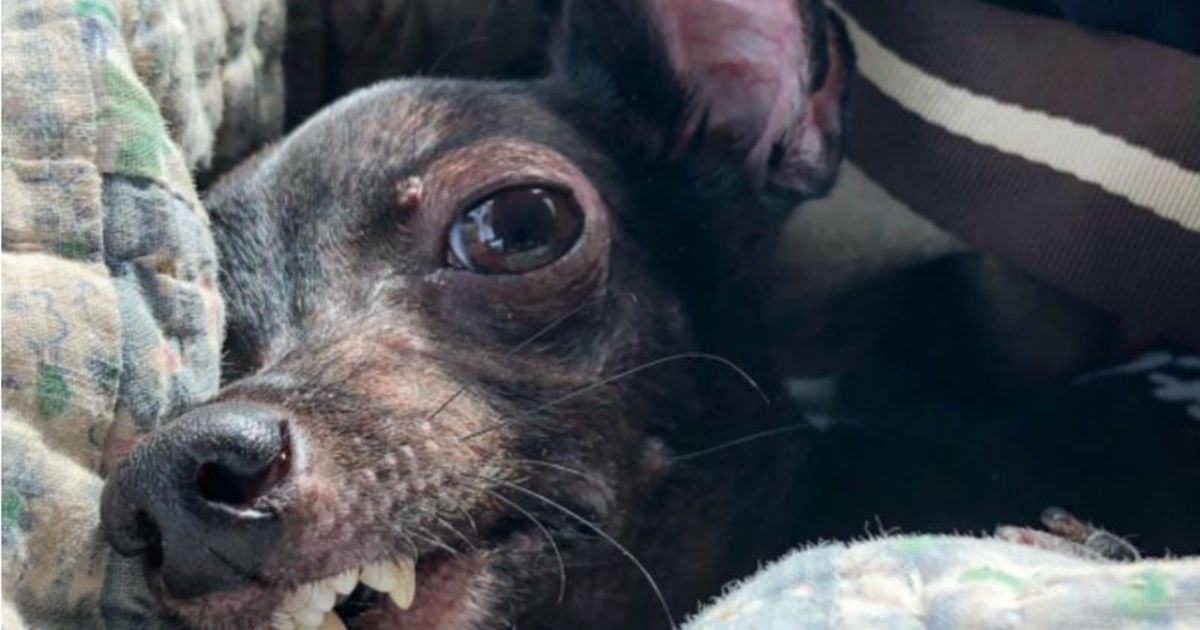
[[329, 567, 359, 595], [318, 612, 348, 630], [359, 559, 400, 592], [294, 608, 325, 628], [310, 582, 338, 612], [279, 580, 338, 630], [388, 556, 417, 610], [281, 584, 315, 613], [284, 581, 337, 615], [277, 562, 407, 628]]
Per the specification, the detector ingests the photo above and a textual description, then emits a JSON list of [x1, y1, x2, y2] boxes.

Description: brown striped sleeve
[[829, 0, 1200, 348]]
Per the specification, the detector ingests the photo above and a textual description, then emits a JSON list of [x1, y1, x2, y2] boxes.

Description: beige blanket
[[2, 0, 283, 625]]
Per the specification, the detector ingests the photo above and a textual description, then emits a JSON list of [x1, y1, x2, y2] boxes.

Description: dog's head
[[101, 1, 853, 628]]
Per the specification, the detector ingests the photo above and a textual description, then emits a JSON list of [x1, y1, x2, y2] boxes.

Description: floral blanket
[[2, 0, 1197, 628], [2, 0, 282, 625]]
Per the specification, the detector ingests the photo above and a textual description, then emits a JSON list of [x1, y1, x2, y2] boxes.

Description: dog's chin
[[165, 531, 553, 630]]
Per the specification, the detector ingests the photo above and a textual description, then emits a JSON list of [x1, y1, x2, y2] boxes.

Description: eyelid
[[413, 140, 609, 273]]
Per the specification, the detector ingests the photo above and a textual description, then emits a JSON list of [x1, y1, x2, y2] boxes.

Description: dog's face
[[101, 1, 853, 628]]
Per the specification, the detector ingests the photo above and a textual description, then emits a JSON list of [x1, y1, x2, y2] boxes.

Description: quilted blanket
[[686, 537, 1200, 630], [2, 0, 283, 625], [2, 0, 1198, 628]]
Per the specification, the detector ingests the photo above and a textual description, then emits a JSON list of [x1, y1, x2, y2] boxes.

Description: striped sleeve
[[830, 0, 1200, 348]]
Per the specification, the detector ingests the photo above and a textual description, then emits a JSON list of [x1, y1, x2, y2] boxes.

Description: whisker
[[461, 352, 769, 441], [401, 534, 420, 560], [506, 459, 607, 487], [427, 36, 492, 75], [671, 422, 809, 463], [435, 514, 478, 551], [465, 481, 568, 604], [422, 292, 633, 427], [457, 504, 480, 536], [423, 4, 494, 79], [413, 527, 459, 555], [468, 474, 677, 630]]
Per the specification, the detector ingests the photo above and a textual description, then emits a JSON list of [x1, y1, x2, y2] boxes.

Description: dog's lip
[[162, 510, 556, 629], [268, 551, 458, 629], [152, 545, 488, 629], [267, 526, 548, 630]]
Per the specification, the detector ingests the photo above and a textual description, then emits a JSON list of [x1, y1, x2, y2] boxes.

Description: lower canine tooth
[[319, 612, 348, 630], [389, 556, 417, 610]]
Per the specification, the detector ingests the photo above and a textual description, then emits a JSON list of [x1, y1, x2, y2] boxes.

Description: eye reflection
[[448, 187, 584, 274]]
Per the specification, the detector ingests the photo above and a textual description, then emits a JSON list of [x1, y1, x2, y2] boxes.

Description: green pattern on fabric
[[98, 64, 169, 179], [75, 0, 119, 28], [959, 566, 1025, 591], [3, 0, 284, 623], [1, 489, 26, 529], [54, 238, 91, 261], [1116, 570, 1170, 617], [36, 364, 71, 419]]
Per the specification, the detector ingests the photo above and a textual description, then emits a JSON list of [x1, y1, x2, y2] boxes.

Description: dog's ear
[[553, 0, 854, 212]]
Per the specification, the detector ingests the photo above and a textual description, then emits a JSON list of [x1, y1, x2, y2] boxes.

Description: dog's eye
[[448, 187, 584, 273]]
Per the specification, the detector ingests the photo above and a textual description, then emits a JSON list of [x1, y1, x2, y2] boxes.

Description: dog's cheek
[[427, 236, 613, 345], [424, 259, 610, 344]]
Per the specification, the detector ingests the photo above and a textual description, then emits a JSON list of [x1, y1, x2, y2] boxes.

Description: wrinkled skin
[[101, 1, 854, 628]]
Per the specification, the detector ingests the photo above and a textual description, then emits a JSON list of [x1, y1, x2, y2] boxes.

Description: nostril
[[133, 510, 159, 546], [196, 422, 291, 507], [142, 514, 165, 569], [101, 481, 164, 557]]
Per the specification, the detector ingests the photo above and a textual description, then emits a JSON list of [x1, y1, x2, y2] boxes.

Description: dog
[[100, 1, 854, 627]]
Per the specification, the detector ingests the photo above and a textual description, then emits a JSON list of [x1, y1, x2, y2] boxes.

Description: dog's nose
[[101, 402, 290, 599]]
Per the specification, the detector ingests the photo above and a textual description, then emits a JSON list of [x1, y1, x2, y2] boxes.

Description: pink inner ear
[[655, 0, 810, 182]]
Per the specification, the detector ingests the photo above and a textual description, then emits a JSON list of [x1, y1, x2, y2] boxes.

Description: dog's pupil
[[488, 188, 556, 250], [449, 186, 583, 273]]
